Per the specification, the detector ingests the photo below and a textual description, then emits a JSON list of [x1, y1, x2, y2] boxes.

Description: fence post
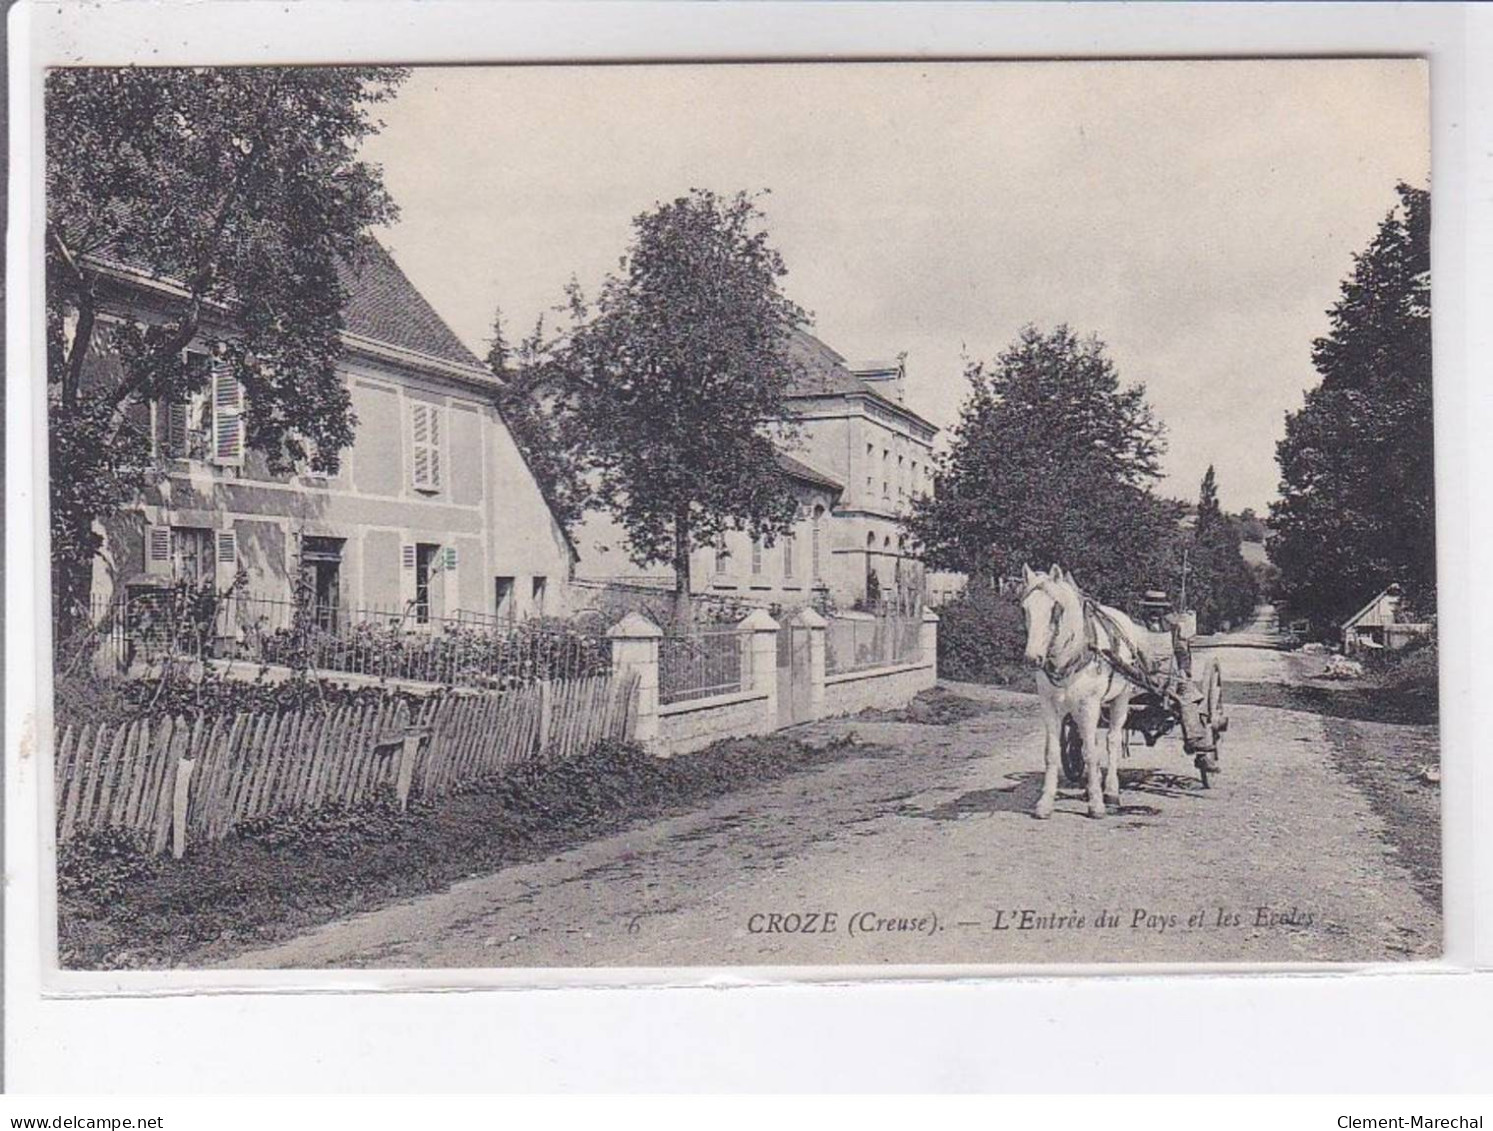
[[538, 678, 554, 754], [171, 757, 196, 859], [920, 608, 940, 690], [608, 612, 663, 753], [794, 607, 827, 721], [737, 608, 780, 734]]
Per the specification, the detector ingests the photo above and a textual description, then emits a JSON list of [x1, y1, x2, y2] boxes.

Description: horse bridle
[[1022, 577, 1100, 684]]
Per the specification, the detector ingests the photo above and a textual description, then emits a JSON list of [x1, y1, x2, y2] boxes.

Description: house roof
[[338, 240, 489, 374], [783, 328, 937, 432], [1342, 584, 1402, 629], [89, 236, 490, 380], [776, 451, 843, 493]]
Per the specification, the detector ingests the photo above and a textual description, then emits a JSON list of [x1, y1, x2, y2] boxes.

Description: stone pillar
[[608, 611, 663, 753], [920, 608, 940, 690], [794, 606, 828, 720], [738, 607, 780, 734]]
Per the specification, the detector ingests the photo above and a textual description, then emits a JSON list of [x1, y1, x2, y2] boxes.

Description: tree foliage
[[905, 325, 1180, 610], [1185, 466, 1259, 633], [46, 65, 406, 620], [485, 309, 592, 533], [1268, 183, 1433, 629], [560, 189, 808, 620]]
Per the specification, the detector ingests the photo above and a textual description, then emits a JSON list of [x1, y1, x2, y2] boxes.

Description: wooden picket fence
[[53, 670, 639, 858]]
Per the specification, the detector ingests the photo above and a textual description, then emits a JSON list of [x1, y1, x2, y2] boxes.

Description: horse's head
[[1019, 562, 1073, 667]]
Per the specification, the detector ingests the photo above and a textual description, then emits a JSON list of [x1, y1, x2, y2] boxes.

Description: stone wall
[[821, 658, 937, 719], [610, 608, 940, 757]]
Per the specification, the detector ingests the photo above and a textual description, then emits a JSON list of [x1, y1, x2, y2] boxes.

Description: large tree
[[561, 189, 808, 623], [1268, 183, 1433, 629], [1185, 465, 1259, 633], [46, 65, 405, 623], [906, 324, 1180, 609]]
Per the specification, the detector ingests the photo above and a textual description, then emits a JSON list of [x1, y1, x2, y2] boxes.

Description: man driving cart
[[1133, 591, 1222, 763]]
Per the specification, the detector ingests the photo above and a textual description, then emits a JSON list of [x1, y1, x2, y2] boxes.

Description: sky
[[360, 60, 1429, 514]]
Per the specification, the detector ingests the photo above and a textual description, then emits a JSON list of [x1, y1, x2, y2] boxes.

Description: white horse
[[1019, 563, 1151, 820]]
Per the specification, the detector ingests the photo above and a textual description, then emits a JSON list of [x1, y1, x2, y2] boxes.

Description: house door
[[299, 536, 344, 631], [776, 621, 812, 728]]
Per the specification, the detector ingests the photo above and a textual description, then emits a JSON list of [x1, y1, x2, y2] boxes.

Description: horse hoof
[[1033, 800, 1054, 820], [1087, 802, 1107, 820], [1104, 793, 1121, 810]]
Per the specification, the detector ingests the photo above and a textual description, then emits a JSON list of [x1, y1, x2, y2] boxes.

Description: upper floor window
[[157, 350, 242, 466], [211, 357, 244, 466], [410, 401, 445, 492], [783, 531, 796, 579], [713, 538, 730, 576], [750, 537, 763, 576]]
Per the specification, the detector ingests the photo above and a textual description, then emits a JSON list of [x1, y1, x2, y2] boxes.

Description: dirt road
[[229, 640, 1441, 970]]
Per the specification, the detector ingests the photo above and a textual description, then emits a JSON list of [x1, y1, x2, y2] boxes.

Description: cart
[[1058, 593, 1228, 789]]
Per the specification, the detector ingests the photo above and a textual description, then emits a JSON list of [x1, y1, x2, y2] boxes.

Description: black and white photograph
[[39, 57, 1438, 974]]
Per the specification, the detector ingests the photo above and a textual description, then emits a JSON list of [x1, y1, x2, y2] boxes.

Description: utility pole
[[1180, 544, 1190, 611]]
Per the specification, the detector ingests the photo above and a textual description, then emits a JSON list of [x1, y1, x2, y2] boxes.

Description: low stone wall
[[822, 658, 938, 719], [658, 689, 773, 757], [610, 607, 940, 756]]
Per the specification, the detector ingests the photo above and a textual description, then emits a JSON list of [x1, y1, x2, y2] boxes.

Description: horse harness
[[1029, 583, 1160, 696]]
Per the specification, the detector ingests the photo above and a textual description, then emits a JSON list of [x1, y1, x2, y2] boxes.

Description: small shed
[[1341, 584, 1432, 654]]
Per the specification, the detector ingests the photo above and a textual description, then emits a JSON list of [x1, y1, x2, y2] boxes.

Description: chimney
[[850, 356, 905, 403]]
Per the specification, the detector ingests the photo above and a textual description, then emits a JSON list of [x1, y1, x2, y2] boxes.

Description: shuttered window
[[211, 357, 244, 466], [410, 402, 444, 491], [144, 525, 172, 575]]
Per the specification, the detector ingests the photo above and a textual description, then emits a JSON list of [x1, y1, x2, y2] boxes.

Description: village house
[[570, 329, 939, 612], [1341, 583, 1434, 654], [83, 239, 576, 632]]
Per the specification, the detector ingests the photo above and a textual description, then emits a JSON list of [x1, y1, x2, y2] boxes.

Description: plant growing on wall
[[46, 66, 406, 628], [559, 189, 808, 625]]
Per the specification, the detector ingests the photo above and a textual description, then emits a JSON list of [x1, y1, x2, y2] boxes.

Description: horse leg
[[1104, 690, 1131, 809], [1075, 696, 1106, 819], [1034, 692, 1061, 820]]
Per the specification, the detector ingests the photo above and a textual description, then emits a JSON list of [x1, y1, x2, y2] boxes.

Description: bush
[[57, 827, 160, 908], [936, 586, 1028, 685], [54, 666, 431, 732]]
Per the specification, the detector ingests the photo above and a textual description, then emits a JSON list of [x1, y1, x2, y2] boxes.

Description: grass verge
[[1319, 715, 1441, 913], [1226, 679, 1437, 725], [58, 730, 886, 970]]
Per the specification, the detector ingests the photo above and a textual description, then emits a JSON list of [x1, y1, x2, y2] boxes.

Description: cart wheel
[[1202, 658, 1224, 724], [1060, 715, 1085, 785]]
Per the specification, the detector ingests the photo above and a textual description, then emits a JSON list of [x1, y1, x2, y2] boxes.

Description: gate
[[776, 621, 813, 727]]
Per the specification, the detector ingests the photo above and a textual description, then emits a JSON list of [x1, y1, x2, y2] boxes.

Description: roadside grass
[[1228, 644, 1439, 727], [57, 729, 889, 970], [1319, 715, 1441, 914]]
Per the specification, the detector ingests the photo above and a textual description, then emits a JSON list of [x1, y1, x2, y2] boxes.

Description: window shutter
[[399, 542, 417, 615], [411, 404, 432, 489], [428, 408, 443, 489], [444, 545, 458, 571], [215, 529, 238, 590], [144, 525, 172, 575], [211, 358, 244, 466], [166, 402, 189, 458]]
